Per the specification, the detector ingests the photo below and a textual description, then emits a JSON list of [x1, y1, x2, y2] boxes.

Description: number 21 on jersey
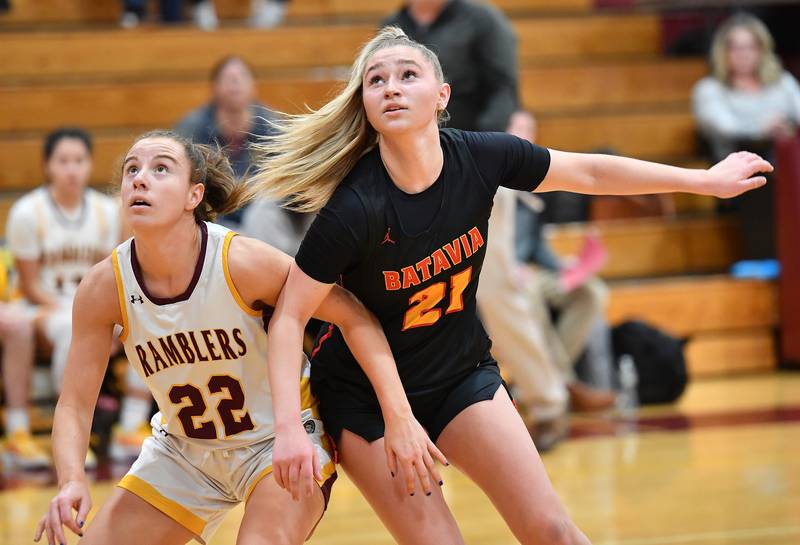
[[402, 266, 472, 331]]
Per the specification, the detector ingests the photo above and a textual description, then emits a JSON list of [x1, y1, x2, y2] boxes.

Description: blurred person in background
[[5, 128, 151, 465], [177, 55, 311, 253], [121, 0, 290, 30], [477, 111, 615, 451], [693, 12, 800, 260], [383, 0, 518, 132], [0, 264, 45, 469]]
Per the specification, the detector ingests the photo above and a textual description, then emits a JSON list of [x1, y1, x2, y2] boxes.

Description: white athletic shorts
[[118, 410, 337, 544]]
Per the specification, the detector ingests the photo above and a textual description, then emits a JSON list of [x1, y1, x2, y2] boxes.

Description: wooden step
[[0, 79, 340, 133], [547, 216, 742, 279], [519, 59, 704, 113], [0, 110, 696, 191], [686, 329, 777, 377], [0, 0, 591, 26], [538, 110, 696, 157], [606, 276, 779, 337], [0, 60, 705, 133], [0, 15, 662, 83]]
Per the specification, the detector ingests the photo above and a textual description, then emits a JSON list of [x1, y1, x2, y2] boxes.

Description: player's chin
[[373, 118, 424, 136]]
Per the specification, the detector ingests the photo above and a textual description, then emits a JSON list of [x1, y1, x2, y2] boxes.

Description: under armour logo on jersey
[[130, 294, 144, 304], [381, 227, 396, 245]]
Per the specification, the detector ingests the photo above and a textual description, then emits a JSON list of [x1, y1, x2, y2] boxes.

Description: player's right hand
[[273, 423, 322, 501], [33, 480, 91, 545]]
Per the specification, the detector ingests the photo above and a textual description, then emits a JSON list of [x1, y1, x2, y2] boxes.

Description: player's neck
[[378, 124, 443, 194], [133, 219, 202, 298], [47, 184, 83, 211]]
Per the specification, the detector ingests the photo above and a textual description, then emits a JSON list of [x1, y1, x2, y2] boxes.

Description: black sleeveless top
[[296, 128, 550, 395]]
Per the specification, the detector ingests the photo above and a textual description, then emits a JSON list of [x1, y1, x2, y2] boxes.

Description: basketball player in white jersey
[[34, 130, 445, 545], [6, 127, 153, 467]]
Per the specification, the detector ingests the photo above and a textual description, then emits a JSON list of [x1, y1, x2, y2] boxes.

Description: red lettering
[[383, 271, 402, 291]]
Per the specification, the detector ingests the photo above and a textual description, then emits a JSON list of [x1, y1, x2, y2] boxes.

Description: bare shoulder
[[75, 256, 122, 326], [226, 234, 292, 308]]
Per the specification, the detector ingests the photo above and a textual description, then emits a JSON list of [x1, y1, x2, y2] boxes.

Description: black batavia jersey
[[296, 129, 550, 395]]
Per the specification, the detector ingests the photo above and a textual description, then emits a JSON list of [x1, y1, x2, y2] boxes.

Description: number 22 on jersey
[[402, 266, 472, 331], [169, 375, 254, 439]]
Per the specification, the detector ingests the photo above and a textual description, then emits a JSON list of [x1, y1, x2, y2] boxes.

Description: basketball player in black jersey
[[253, 27, 772, 545]]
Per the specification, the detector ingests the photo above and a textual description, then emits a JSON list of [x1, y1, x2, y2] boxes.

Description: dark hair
[[119, 129, 254, 223], [209, 55, 256, 83], [43, 127, 93, 161]]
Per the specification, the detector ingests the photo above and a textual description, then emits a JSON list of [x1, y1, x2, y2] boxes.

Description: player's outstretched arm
[[537, 149, 772, 198], [34, 258, 120, 545]]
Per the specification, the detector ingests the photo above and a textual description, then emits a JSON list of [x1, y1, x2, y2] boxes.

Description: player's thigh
[[338, 429, 465, 545], [237, 475, 324, 545], [79, 487, 194, 545], [437, 387, 586, 545]]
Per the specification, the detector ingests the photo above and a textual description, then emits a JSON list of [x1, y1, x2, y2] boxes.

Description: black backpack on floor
[[612, 320, 689, 405]]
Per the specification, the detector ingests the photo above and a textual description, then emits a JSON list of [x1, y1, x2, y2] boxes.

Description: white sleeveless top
[[6, 187, 119, 303], [111, 221, 310, 448]]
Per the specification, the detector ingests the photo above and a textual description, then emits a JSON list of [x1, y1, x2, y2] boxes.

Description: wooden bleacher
[[0, 0, 591, 27], [0, 0, 779, 379], [605, 276, 778, 377], [547, 216, 742, 279]]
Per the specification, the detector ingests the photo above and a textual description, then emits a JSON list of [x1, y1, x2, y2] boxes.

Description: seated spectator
[[121, 0, 290, 30], [693, 13, 800, 160], [509, 111, 615, 410], [477, 111, 616, 450], [5, 128, 151, 465], [0, 253, 46, 469], [176, 55, 282, 228], [692, 12, 800, 259]]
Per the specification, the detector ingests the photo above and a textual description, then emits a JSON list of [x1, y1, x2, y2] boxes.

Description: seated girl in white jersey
[[34, 130, 445, 545], [5, 127, 151, 468]]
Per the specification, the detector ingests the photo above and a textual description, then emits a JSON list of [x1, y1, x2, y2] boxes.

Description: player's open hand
[[383, 413, 448, 497], [705, 151, 773, 198], [273, 423, 322, 501], [34, 480, 91, 545]]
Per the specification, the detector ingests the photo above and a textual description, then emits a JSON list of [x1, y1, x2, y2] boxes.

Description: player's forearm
[[590, 154, 711, 195], [542, 151, 712, 196], [266, 316, 306, 432], [52, 401, 92, 486], [339, 315, 413, 423]]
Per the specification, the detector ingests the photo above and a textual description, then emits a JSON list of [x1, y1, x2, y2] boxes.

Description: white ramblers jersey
[[112, 222, 307, 448], [6, 187, 119, 302]]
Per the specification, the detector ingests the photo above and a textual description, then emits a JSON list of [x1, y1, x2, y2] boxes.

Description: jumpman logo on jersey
[[381, 227, 396, 245], [130, 294, 144, 304]]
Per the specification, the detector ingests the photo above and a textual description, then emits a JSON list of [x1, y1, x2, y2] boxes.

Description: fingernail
[[439, 480, 443, 486], [410, 492, 415, 496], [78, 520, 84, 528], [445, 461, 450, 466], [426, 491, 431, 496]]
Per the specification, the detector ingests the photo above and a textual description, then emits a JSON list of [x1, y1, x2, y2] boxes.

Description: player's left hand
[[273, 423, 322, 502], [383, 413, 448, 497], [34, 480, 91, 545], [705, 151, 773, 198]]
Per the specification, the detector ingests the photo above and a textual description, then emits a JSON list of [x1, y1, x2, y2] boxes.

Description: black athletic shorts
[[312, 352, 509, 445]]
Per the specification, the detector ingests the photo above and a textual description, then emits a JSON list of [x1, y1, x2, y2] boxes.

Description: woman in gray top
[[692, 13, 799, 259], [692, 13, 800, 161]]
